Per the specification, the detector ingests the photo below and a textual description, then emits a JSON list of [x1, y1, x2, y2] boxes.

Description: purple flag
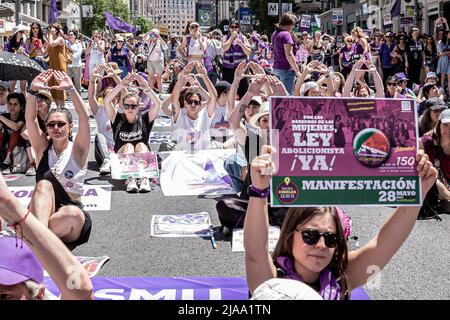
[[48, 0, 60, 25], [104, 12, 137, 33], [390, 0, 401, 18]]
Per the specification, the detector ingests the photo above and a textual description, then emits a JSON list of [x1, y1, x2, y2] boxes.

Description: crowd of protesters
[[0, 14, 449, 300]]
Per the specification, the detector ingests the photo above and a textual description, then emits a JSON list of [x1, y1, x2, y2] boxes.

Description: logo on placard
[[276, 177, 299, 204], [66, 181, 74, 188], [353, 128, 390, 167], [65, 170, 74, 179]]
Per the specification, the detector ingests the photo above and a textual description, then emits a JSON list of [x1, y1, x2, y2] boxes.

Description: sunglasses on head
[[298, 228, 339, 248], [46, 121, 67, 129], [186, 99, 200, 106], [123, 103, 138, 110]]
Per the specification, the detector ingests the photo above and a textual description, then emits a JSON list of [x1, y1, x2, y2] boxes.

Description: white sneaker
[[138, 177, 151, 193], [99, 158, 111, 175], [25, 166, 36, 176], [125, 177, 139, 193]]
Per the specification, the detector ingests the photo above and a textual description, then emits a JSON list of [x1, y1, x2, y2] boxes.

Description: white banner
[[383, 13, 392, 26], [160, 150, 236, 197], [232, 227, 280, 252], [268, 3, 278, 16], [8, 185, 112, 211], [150, 212, 212, 238]]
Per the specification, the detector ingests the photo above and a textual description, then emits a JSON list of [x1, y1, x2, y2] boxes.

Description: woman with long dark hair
[[6, 26, 28, 93], [244, 145, 437, 299], [27, 22, 48, 69]]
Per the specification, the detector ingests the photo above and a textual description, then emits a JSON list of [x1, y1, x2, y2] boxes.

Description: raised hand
[[247, 75, 266, 96], [250, 145, 277, 190], [249, 61, 265, 76], [234, 61, 247, 81], [134, 72, 150, 90], [121, 73, 134, 87], [267, 75, 288, 96], [91, 64, 103, 80], [195, 61, 207, 77], [51, 70, 75, 91], [30, 69, 53, 91]]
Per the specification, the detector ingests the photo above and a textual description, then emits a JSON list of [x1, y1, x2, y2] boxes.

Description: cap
[[0, 236, 44, 286], [249, 96, 262, 106], [170, 33, 178, 38], [36, 90, 53, 102], [249, 101, 269, 128], [0, 81, 9, 89], [115, 35, 124, 42], [394, 72, 408, 81], [427, 98, 448, 111], [12, 25, 27, 35], [385, 31, 394, 37], [251, 278, 323, 300], [425, 71, 438, 81], [103, 62, 123, 78], [150, 28, 160, 35], [214, 81, 232, 97], [439, 108, 450, 123], [299, 81, 319, 96], [136, 53, 145, 59], [212, 29, 223, 37]]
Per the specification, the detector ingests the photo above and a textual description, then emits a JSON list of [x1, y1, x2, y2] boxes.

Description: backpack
[[10, 146, 30, 174]]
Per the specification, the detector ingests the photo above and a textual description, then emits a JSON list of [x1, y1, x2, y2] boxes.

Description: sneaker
[[25, 166, 36, 176], [0, 163, 10, 174], [99, 158, 111, 175], [138, 177, 151, 193], [125, 177, 139, 193]]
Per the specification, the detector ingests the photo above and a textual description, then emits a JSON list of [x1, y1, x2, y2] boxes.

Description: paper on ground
[[151, 212, 212, 238], [232, 227, 280, 252]]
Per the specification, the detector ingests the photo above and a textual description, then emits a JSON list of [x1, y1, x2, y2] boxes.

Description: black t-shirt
[[406, 39, 424, 62], [112, 111, 154, 152], [0, 112, 24, 135]]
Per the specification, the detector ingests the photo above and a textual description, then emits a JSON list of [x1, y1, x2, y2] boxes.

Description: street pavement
[[6, 92, 450, 300]]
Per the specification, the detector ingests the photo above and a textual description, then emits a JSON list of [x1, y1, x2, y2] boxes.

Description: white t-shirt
[[94, 106, 114, 150], [148, 41, 168, 62], [172, 108, 213, 151], [0, 103, 8, 114], [210, 103, 231, 140]]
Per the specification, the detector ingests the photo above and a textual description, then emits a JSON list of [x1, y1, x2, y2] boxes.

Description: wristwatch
[[28, 89, 39, 95], [248, 185, 270, 198]]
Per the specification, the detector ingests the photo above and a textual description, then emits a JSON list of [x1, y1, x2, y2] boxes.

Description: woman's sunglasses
[[298, 228, 339, 248], [387, 82, 398, 86], [190, 25, 199, 29], [46, 121, 67, 129], [186, 99, 200, 106], [123, 104, 138, 110]]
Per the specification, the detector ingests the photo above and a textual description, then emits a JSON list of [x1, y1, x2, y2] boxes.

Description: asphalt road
[[6, 94, 450, 300]]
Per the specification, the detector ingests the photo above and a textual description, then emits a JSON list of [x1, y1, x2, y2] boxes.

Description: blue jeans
[[223, 153, 247, 193], [273, 68, 295, 95]]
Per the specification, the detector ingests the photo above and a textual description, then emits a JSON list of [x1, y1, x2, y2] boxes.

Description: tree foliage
[[134, 16, 154, 35], [80, 0, 130, 36]]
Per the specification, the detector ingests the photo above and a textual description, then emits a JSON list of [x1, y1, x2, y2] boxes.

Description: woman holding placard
[[244, 145, 437, 299]]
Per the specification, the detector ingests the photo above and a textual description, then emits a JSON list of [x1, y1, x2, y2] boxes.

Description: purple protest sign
[[43, 276, 370, 300], [270, 96, 421, 206], [104, 12, 137, 33]]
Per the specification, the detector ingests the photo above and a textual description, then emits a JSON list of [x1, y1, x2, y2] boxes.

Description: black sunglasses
[[298, 228, 339, 248], [387, 82, 398, 86], [186, 99, 200, 106], [123, 103, 138, 110], [190, 25, 199, 29], [46, 121, 67, 129]]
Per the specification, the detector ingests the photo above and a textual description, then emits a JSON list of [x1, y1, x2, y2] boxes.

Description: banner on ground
[[160, 150, 235, 196], [110, 152, 159, 180], [269, 96, 421, 207], [44, 256, 110, 278], [151, 212, 212, 238], [8, 185, 112, 211], [43, 276, 371, 300], [232, 227, 280, 252]]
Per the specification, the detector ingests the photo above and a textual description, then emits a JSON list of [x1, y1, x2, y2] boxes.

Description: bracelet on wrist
[[8, 208, 31, 229], [28, 89, 39, 95], [248, 185, 270, 198]]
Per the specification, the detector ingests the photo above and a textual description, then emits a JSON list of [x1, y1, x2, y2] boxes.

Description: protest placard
[[110, 152, 159, 180], [150, 212, 212, 238], [400, 17, 415, 28], [332, 9, 344, 26], [270, 96, 421, 206]]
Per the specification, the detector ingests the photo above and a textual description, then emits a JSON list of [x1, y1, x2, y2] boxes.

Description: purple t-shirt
[[271, 29, 297, 70], [340, 46, 353, 68]]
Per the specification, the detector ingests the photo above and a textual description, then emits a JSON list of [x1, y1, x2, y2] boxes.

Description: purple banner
[[104, 12, 137, 33], [44, 276, 370, 300], [270, 97, 421, 206]]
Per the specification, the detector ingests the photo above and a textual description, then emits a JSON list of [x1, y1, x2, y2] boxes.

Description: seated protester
[[0, 93, 26, 173], [244, 145, 437, 299], [103, 72, 161, 193], [25, 70, 92, 250], [420, 109, 450, 215], [385, 76, 401, 98], [135, 54, 147, 73], [20, 90, 52, 176], [0, 81, 9, 114], [342, 60, 384, 98], [393, 72, 416, 100], [418, 98, 448, 136], [170, 61, 218, 152], [417, 83, 442, 116], [294, 60, 335, 97], [88, 65, 118, 175], [416, 72, 445, 102], [0, 172, 93, 300], [210, 81, 234, 146]]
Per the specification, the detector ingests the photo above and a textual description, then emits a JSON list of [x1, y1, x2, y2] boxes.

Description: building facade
[[150, 0, 195, 36]]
